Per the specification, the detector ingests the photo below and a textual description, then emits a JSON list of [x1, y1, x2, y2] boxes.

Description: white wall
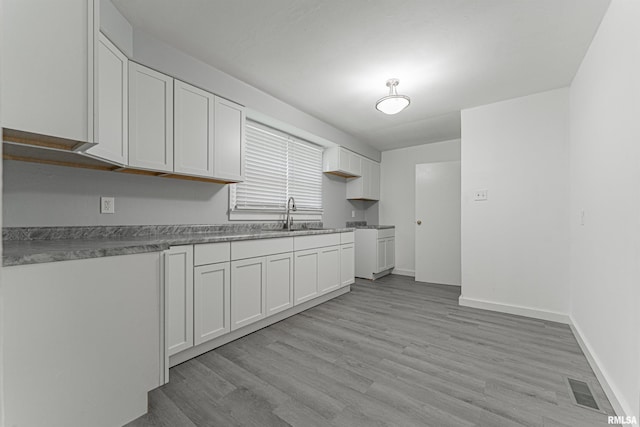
[[460, 88, 570, 321], [2, 161, 365, 227], [131, 29, 380, 162], [569, 0, 640, 418], [379, 139, 460, 276], [100, 0, 133, 57]]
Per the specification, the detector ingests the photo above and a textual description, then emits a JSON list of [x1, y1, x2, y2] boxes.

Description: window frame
[[229, 121, 324, 222]]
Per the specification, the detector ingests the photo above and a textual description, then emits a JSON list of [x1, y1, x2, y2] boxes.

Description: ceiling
[[112, 0, 610, 152]]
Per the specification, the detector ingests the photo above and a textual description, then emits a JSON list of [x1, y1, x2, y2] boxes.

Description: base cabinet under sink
[[164, 231, 355, 368]]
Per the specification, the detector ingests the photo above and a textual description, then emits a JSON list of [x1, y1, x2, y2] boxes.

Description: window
[[230, 121, 323, 220]]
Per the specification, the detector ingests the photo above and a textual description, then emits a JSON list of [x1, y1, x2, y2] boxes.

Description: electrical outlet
[[351, 210, 356, 218], [474, 189, 488, 201], [100, 197, 115, 214]]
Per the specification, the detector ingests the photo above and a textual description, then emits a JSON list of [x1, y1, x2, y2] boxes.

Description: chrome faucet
[[284, 197, 297, 230]]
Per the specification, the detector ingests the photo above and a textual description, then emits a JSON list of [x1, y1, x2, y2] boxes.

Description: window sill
[[228, 210, 323, 222]]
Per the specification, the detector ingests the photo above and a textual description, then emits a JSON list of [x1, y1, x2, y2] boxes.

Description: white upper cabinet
[[174, 80, 215, 177], [370, 160, 381, 200], [2, 0, 99, 144], [213, 97, 245, 182], [323, 147, 362, 178], [128, 62, 174, 172], [86, 33, 128, 165], [347, 158, 380, 201]]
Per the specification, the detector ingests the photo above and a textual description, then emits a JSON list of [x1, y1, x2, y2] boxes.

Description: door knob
[[416, 220, 422, 225]]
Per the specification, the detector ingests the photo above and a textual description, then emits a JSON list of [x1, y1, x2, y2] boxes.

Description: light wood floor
[[127, 275, 614, 426]]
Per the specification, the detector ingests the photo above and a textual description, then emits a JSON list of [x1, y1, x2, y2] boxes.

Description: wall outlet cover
[[101, 197, 115, 214], [474, 189, 488, 201]]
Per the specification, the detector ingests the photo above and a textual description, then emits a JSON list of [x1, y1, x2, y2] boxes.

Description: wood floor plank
[[127, 275, 615, 427]]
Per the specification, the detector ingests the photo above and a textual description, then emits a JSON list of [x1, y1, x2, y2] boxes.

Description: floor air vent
[[567, 378, 599, 410]]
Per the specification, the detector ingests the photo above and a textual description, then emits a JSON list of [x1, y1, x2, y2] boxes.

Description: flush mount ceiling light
[[375, 78, 410, 115]]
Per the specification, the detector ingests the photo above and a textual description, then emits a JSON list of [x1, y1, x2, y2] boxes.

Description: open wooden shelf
[[2, 129, 239, 185]]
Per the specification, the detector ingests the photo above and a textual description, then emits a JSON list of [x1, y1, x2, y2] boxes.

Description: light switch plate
[[474, 189, 488, 201], [100, 197, 115, 214]]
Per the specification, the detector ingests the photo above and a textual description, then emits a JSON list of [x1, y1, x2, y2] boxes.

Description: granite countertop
[[3, 226, 355, 267], [345, 221, 394, 230], [354, 225, 395, 230]]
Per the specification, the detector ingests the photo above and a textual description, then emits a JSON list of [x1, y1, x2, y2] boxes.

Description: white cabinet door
[[165, 246, 194, 356], [369, 161, 381, 200], [340, 243, 355, 286], [318, 246, 341, 295], [2, 0, 98, 143], [339, 148, 350, 172], [294, 249, 319, 305], [376, 238, 386, 273], [214, 97, 245, 182], [87, 33, 128, 165], [174, 80, 215, 177], [385, 237, 395, 270], [231, 257, 266, 330], [129, 62, 174, 172], [347, 158, 380, 200], [265, 253, 294, 316], [194, 262, 230, 346], [349, 152, 362, 176]]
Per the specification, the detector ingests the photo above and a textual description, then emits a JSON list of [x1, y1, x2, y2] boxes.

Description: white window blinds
[[231, 121, 323, 212]]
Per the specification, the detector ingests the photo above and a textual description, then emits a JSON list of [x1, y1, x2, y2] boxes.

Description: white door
[[128, 62, 174, 172], [165, 246, 194, 356], [415, 161, 461, 285], [193, 262, 230, 345], [294, 249, 319, 304], [318, 246, 341, 294], [174, 80, 214, 177], [87, 33, 128, 164], [230, 257, 266, 330], [265, 253, 294, 315], [376, 238, 386, 273]]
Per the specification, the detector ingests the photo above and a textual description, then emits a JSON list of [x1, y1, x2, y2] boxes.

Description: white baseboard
[[391, 268, 414, 277], [458, 296, 570, 324], [457, 295, 630, 419], [569, 317, 629, 418]]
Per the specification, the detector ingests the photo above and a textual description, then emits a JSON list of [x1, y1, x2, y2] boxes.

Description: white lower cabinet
[[318, 245, 341, 294], [165, 245, 194, 356], [231, 257, 266, 330], [166, 233, 351, 363], [355, 228, 395, 279], [294, 249, 319, 305], [377, 237, 396, 272], [340, 243, 355, 286], [194, 262, 230, 345], [266, 253, 294, 316]]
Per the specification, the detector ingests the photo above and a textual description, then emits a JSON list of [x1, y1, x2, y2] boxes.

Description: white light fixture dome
[[375, 78, 410, 115]]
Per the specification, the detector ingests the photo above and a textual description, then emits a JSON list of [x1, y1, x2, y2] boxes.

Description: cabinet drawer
[[377, 228, 395, 239], [340, 231, 354, 244], [231, 237, 293, 260], [294, 233, 341, 251], [194, 242, 230, 266]]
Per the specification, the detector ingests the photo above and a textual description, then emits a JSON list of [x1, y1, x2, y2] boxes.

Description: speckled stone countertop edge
[[3, 227, 356, 267], [353, 225, 395, 229]]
